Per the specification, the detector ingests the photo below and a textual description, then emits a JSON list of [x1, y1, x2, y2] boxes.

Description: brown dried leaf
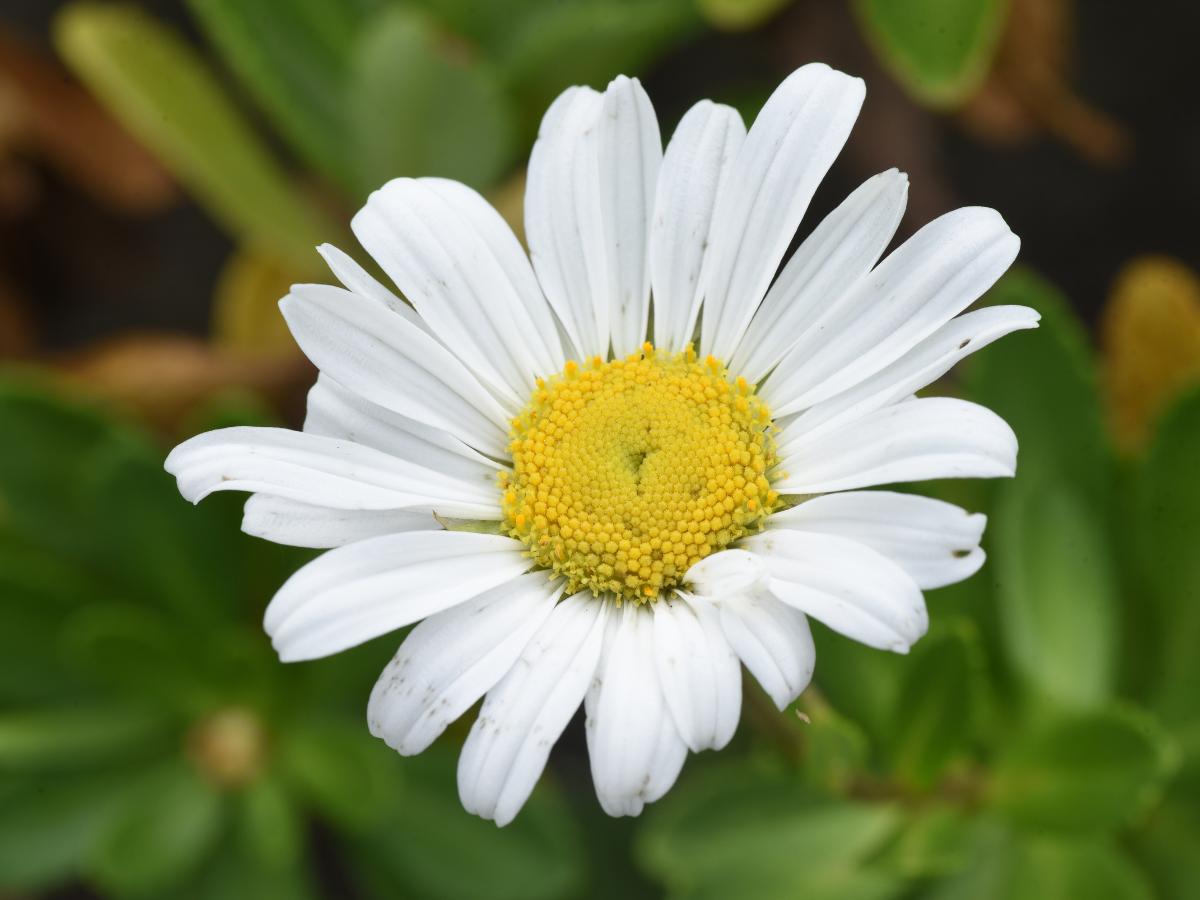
[[1101, 256, 1200, 454], [0, 26, 175, 214], [957, 0, 1130, 165], [50, 332, 311, 435]]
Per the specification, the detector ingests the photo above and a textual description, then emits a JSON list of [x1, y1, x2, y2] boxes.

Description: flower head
[[167, 63, 1033, 825]]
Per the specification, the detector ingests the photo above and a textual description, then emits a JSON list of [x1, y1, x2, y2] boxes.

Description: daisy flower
[[167, 63, 1034, 825]]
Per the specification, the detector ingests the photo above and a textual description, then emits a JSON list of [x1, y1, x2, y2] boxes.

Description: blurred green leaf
[[967, 268, 1113, 506], [1132, 759, 1200, 900], [0, 380, 144, 564], [348, 7, 515, 192], [0, 707, 166, 772], [279, 717, 402, 831], [0, 769, 142, 891], [697, 0, 790, 31], [498, 0, 698, 133], [810, 627, 906, 747], [992, 475, 1118, 708], [187, 0, 366, 195], [351, 747, 585, 900], [881, 806, 976, 879], [1135, 386, 1200, 731], [930, 823, 1154, 900], [799, 701, 870, 793], [89, 762, 224, 897], [639, 764, 902, 899], [988, 706, 1174, 834], [236, 774, 303, 870], [885, 620, 982, 787], [55, 3, 335, 270], [853, 0, 1008, 108], [173, 831, 319, 900]]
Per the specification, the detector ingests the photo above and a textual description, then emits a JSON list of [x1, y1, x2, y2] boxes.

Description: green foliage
[[696, 0, 791, 32], [930, 823, 1155, 900], [54, 3, 337, 271], [988, 707, 1175, 833], [639, 764, 904, 899], [1133, 386, 1200, 732], [349, 747, 585, 900], [969, 269, 1120, 709], [992, 475, 1118, 708], [853, 0, 1009, 108], [347, 7, 516, 194], [884, 621, 983, 788]]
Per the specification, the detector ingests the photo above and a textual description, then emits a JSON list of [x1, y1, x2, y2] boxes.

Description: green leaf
[[498, 0, 698, 134], [347, 7, 516, 193], [55, 3, 335, 269], [173, 831, 319, 900], [930, 823, 1154, 900], [1132, 759, 1200, 900], [235, 774, 303, 870], [349, 747, 585, 900], [0, 380, 145, 565], [0, 769, 143, 891], [798, 702, 870, 793], [278, 717, 402, 831], [187, 0, 366, 196], [852, 0, 1008, 108], [885, 621, 983, 787], [697, 0, 790, 31], [991, 474, 1118, 708], [810, 626, 906, 746], [966, 268, 1113, 505], [638, 764, 902, 899], [0, 707, 167, 772], [1135, 386, 1200, 730], [881, 806, 976, 879], [988, 706, 1175, 834], [88, 762, 224, 897]]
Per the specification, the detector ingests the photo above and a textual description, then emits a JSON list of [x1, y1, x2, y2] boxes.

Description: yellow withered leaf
[[1101, 256, 1200, 453]]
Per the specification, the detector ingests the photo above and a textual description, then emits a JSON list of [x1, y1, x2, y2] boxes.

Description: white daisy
[[166, 64, 1034, 825]]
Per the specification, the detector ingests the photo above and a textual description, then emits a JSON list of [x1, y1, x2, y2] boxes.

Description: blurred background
[[1, 0, 1197, 898]]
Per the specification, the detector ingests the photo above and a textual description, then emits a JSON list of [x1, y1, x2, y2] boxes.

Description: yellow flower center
[[502, 343, 779, 602]]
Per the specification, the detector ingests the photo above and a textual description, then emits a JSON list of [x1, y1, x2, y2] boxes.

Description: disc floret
[[502, 343, 779, 602]]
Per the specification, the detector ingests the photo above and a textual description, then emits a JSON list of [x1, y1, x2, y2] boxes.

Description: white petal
[[742, 530, 927, 653], [729, 170, 908, 382], [684, 548, 768, 597], [586, 602, 687, 817], [781, 305, 1041, 445], [367, 572, 562, 755], [165, 426, 500, 519], [597, 76, 662, 357], [525, 86, 608, 359], [763, 207, 1020, 415], [316, 243, 428, 332], [716, 587, 815, 710], [242, 495, 433, 549], [700, 63, 865, 361], [458, 593, 608, 827], [305, 375, 502, 485], [352, 178, 565, 401], [650, 101, 745, 352], [770, 491, 987, 589], [264, 531, 530, 661], [773, 397, 1018, 495], [653, 595, 741, 752], [279, 283, 510, 458]]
